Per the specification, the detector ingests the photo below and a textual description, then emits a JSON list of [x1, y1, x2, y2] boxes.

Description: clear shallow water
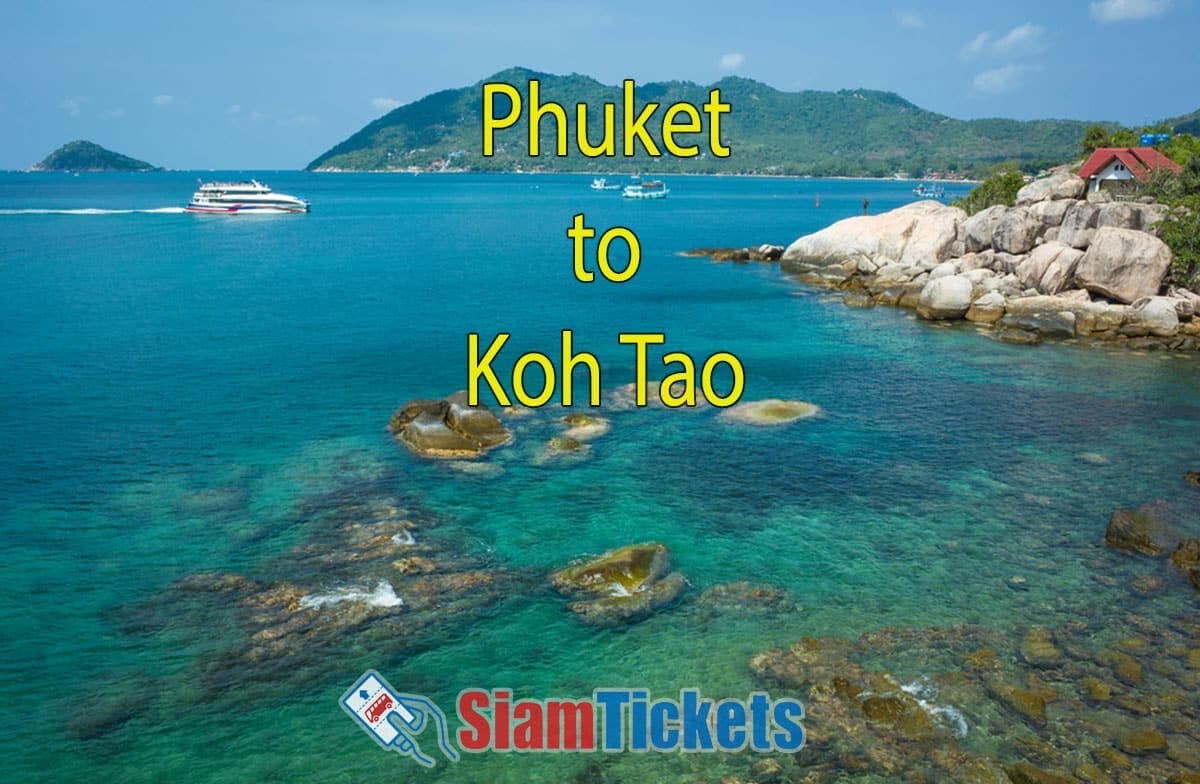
[[1, 172, 1198, 782]]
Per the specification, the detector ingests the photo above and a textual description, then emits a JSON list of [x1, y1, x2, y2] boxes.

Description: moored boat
[[590, 177, 621, 191], [912, 182, 945, 200]]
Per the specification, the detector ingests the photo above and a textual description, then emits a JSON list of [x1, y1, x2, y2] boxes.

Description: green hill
[[308, 67, 1126, 177], [1164, 108, 1200, 137], [33, 140, 159, 172]]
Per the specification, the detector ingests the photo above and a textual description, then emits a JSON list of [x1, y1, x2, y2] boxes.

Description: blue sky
[[1, 0, 1197, 169]]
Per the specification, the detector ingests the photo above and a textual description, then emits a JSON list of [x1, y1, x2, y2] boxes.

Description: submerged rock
[[561, 412, 611, 441], [1104, 506, 1182, 557], [1120, 729, 1169, 755], [387, 391, 511, 458], [550, 542, 687, 626], [1020, 627, 1063, 668], [695, 581, 790, 610], [719, 398, 821, 425], [1172, 539, 1200, 590]]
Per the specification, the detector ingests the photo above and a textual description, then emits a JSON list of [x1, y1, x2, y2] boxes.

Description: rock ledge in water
[[550, 542, 687, 626], [719, 399, 821, 426], [388, 391, 511, 458]]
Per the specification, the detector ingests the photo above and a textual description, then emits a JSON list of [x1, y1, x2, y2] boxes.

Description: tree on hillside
[[951, 163, 1025, 215], [1081, 125, 1110, 157]]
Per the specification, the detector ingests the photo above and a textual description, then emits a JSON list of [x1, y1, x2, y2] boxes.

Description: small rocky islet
[[690, 172, 1200, 351]]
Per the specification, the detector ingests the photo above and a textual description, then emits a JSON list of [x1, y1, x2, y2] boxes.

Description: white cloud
[[972, 64, 1033, 94], [963, 23, 1044, 58], [152, 94, 175, 107], [962, 32, 991, 58], [718, 53, 745, 72], [58, 96, 88, 117], [992, 23, 1044, 53], [371, 97, 402, 113], [895, 9, 926, 29], [1090, 0, 1170, 21]]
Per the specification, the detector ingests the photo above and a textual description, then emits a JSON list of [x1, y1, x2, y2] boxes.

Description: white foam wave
[[0, 207, 186, 215], [901, 678, 969, 738], [298, 580, 403, 610], [391, 530, 415, 546]]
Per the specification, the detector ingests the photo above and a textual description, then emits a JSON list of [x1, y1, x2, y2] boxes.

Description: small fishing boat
[[590, 177, 621, 191], [912, 182, 946, 200]]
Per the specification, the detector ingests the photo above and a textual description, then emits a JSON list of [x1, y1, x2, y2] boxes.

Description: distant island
[[306, 66, 1200, 178], [32, 140, 160, 172]]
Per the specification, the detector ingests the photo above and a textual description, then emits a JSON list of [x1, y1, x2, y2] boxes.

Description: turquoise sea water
[[2, 172, 1198, 782]]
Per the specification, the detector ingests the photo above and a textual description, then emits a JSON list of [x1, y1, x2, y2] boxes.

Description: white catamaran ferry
[[186, 180, 310, 214]]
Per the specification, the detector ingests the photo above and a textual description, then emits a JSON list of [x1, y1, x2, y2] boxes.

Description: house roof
[[1077, 147, 1183, 181]]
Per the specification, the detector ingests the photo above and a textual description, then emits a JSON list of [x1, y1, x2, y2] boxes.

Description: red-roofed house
[[1077, 147, 1182, 193]]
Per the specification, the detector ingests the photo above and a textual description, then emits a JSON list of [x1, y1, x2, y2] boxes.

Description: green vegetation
[[308, 67, 1115, 177], [1158, 196, 1200, 287], [951, 164, 1025, 215], [33, 140, 159, 172], [1149, 150, 1200, 285]]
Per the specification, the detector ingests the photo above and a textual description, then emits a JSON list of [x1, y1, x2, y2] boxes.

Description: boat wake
[[0, 207, 187, 215]]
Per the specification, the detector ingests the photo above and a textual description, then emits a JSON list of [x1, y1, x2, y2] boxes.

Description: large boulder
[[992, 207, 1043, 255], [550, 543, 687, 626], [388, 392, 511, 458], [965, 291, 1006, 323], [964, 205, 1008, 253], [1028, 199, 1073, 228], [783, 201, 965, 272], [1097, 202, 1170, 232], [916, 275, 973, 320], [1057, 201, 1100, 249], [1038, 247, 1085, 295], [999, 303, 1077, 338], [1015, 173, 1086, 206], [1015, 242, 1071, 291], [1126, 296, 1180, 337], [1074, 227, 1172, 304]]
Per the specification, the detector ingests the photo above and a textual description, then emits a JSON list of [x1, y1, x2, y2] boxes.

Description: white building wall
[[1090, 160, 1136, 192]]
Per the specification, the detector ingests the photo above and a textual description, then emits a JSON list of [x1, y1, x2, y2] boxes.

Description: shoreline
[[693, 177, 1200, 354]]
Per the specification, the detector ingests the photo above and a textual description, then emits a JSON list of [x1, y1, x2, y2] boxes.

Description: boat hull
[[622, 188, 669, 200], [186, 203, 309, 214]]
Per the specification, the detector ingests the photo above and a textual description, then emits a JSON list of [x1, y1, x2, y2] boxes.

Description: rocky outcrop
[[550, 543, 687, 626], [1015, 172, 1086, 205], [782, 200, 964, 272], [1075, 227, 1173, 304], [712, 181, 1200, 351], [387, 392, 511, 458]]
